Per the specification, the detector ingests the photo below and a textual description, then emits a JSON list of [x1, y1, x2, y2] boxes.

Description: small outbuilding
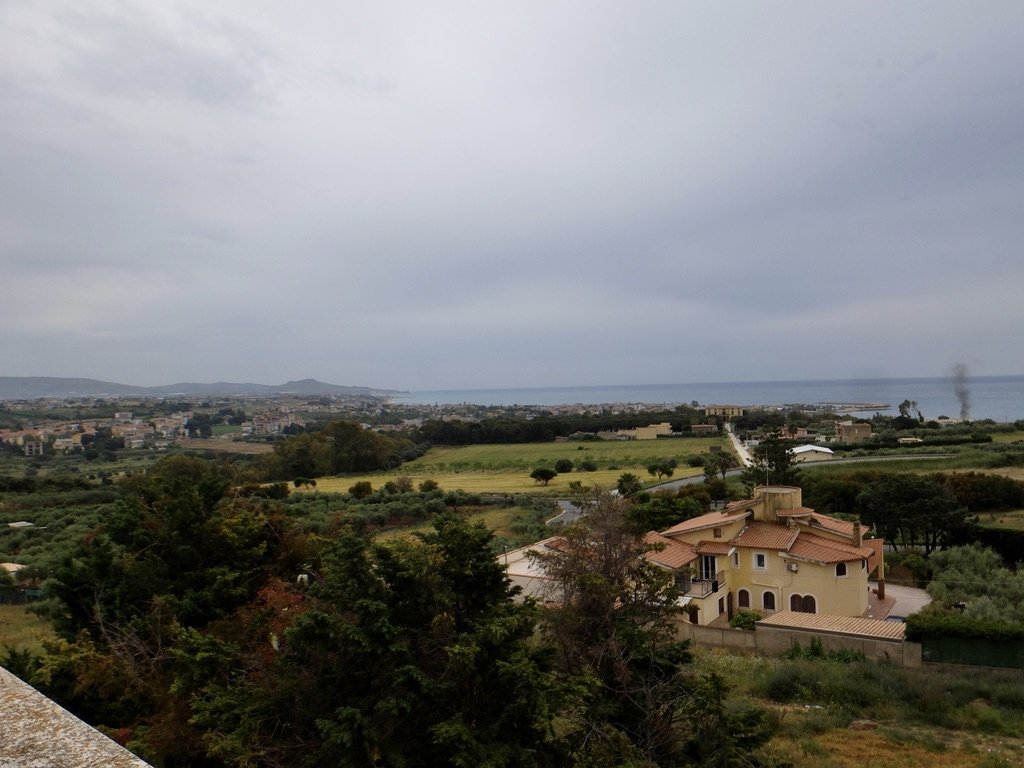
[[789, 445, 835, 463]]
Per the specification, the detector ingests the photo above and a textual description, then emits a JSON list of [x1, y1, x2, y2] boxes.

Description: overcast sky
[[2, 2, 1022, 390]]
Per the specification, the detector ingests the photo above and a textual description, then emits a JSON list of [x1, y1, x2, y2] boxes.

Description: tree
[[349, 480, 374, 498], [856, 474, 970, 554], [40, 456, 299, 763], [265, 420, 414, 480], [925, 544, 1024, 624], [898, 399, 922, 421], [616, 473, 643, 497], [529, 490, 699, 765], [531, 467, 558, 486], [702, 453, 732, 481], [646, 462, 675, 480], [678, 672, 777, 767], [627, 493, 703, 534], [554, 458, 574, 473], [741, 431, 800, 490], [186, 515, 564, 767]]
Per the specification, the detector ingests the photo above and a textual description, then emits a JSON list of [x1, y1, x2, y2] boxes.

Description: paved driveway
[[871, 582, 931, 618]]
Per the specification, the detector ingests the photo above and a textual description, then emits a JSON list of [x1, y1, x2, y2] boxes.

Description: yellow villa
[[645, 485, 883, 626]]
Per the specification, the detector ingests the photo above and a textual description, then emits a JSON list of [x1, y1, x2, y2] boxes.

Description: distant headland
[[0, 377, 400, 400]]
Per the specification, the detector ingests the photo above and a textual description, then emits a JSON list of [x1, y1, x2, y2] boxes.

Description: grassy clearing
[[0, 604, 55, 654], [300, 438, 719, 496], [374, 506, 535, 543], [176, 438, 273, 454], [304, 468, 702, 496], [988, 430, 1024, 444], [769, 727, 1022, 768], [692, 649, 1024, 768], [978, 467, 1024, 481], [404, 437, 724, 472], [976, 509, 1024, 531]]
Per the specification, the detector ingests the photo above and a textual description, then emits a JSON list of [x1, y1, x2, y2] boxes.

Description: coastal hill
[[0, 377, 399, 400]]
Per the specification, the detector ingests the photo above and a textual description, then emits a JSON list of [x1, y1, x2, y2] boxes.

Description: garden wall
[[674, 620, 922, 667]]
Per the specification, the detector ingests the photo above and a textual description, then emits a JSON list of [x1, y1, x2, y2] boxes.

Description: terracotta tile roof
[[806, 513, 858, 536], [787, 532, 874, 564], [732, 522, 799, 551], [643, 532, 698, 569], [776, 507, 814, 518], [695, 540, 734, 556], [661, 509, 749, 536], [757, 610, 905, 641], [724, 498, 758, 513]]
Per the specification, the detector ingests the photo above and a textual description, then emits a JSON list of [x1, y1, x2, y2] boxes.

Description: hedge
[[904, 611, 1024, 643]]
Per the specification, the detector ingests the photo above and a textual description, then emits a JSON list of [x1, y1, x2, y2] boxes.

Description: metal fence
[[920, 636, 1024, 669]]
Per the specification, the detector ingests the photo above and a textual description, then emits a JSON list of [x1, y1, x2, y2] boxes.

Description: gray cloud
[[2, 2, 1022, 388]]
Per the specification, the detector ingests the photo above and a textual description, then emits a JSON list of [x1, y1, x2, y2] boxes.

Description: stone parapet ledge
[[0, 666, 152, 767]]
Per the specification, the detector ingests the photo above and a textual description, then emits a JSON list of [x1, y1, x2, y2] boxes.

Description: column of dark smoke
[[953, 363, 970, 421]]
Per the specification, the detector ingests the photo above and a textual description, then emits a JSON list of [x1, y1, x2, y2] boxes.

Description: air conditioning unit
[[786, 563, 799, 573]]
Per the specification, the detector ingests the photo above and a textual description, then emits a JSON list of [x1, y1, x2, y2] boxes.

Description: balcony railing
[[682, 571, 726, 598]]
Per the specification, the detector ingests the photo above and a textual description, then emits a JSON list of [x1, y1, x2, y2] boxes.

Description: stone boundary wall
[[674, 621, 923, 667]]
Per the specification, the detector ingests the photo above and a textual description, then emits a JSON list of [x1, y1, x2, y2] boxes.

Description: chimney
[[853, 522, 862, 547]]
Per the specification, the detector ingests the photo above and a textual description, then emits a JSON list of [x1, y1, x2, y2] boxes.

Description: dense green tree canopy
[[185, 514, 563, 767], [856, 474, 970, 554], [924, 544, 1024, 624], [741, 432, 800, 490], [530, 467, 557, 485], [264, 420, 415, 480]]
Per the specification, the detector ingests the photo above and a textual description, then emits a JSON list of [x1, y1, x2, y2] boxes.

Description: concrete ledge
[[0, 666, 151, 767]]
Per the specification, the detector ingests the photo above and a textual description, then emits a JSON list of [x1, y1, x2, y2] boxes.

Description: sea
[[396, 375, 1024, 423]]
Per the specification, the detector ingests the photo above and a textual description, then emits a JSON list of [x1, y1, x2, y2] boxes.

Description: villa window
[[754, 552, 767, 570], [789, 594, 817, 613], [732, 552, 739, 568], [713, 527, 722, 539], [762, 591, 776, 611], [738, 589, 750, 608], [836, 562, 847, 577], [699, 555, 717, 582]]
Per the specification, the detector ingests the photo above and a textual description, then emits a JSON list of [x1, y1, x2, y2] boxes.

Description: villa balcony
[[683, 571, 726, 598]]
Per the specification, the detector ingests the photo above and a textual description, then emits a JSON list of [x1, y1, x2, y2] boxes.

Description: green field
[[374, 505, 540, 543], [988, 429, 1024, 444], [300, 437, 726, 495], [976, 509, 1024, 531], [0, 604, 55, 654]]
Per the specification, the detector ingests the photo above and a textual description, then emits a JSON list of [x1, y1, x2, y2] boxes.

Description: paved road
[[724, 423, 753, 467]]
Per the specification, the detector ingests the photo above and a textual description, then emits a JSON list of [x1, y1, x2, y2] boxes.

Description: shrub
[[782, 638, 865, 664], [729, 610, 761, 631], [759, 662, 824, 703], [904, 611, 1024, 642], [348, 481, 373, 499]]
